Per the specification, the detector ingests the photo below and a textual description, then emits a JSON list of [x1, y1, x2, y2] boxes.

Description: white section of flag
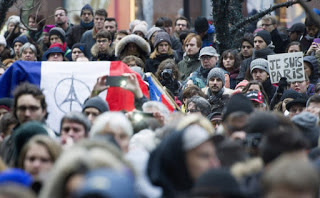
[[40, 61, 110, 133]]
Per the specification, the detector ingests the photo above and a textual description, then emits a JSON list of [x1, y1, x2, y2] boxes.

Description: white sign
[[267, 52, 305, 84]]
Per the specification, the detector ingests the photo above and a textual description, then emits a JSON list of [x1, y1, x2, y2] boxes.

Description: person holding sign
[[250, 58, 276, 103]]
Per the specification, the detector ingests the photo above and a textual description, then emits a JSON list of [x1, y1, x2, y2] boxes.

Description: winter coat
[[304, 55, 320, 85], [190, 66, 212, 88], [236, 46, 275, 83], [145, 54, 175, 74], [80, 29, 97, 59], [262, 78, 277, 104], [178, 52, 201, 81], [90, 43, 116, 61], [67, 22, 93, 49], [115, 34, 151, 62], [203, 87, 233, 113], [147, 129, 194, 198], [201, 24, 215, 48], [300, 32, 320, 53]]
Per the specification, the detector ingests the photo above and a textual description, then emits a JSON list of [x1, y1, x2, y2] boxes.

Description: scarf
[[80, 20, 94, 30]]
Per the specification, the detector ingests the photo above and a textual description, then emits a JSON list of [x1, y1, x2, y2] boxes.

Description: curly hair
[[155, 58, 180, 81]]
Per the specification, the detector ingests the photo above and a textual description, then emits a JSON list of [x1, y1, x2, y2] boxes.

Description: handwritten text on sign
[[267, 52, 304, 84]]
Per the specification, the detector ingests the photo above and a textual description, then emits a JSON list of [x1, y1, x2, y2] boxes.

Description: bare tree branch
[[0, 0, 17, 30]]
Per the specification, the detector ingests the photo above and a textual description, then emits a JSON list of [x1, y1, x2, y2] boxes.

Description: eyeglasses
[[200, 55, 213, 60], [186, 108, 200, 113], [17, 105, 41, 112], [97, 39, 108, 43], [176, 24, 187, 27]]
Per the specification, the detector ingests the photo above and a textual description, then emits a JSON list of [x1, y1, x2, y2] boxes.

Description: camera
[[161, 68, 173, 80]]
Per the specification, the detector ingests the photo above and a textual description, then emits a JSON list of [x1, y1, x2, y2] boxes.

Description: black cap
[[288, 23, 305, 33], [286, 94, 308, 111]]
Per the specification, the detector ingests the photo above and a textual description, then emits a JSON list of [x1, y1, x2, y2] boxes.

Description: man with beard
[[67, 4, 94, 48], [204, 67, 234, 113], [54, 7, 73, 39]]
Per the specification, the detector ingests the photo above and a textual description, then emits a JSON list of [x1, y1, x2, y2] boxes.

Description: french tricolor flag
[[0, 61, 149, 132]]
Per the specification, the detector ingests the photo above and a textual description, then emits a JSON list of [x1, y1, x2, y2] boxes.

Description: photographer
[[155, 59, 182, 98]]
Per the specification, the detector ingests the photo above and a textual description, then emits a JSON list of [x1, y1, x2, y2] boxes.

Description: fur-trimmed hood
[[91, 43, 114, 58], [115, 34, 151, 57]]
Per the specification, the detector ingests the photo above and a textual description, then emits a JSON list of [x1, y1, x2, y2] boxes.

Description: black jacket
[[145, 54, 174, 74]]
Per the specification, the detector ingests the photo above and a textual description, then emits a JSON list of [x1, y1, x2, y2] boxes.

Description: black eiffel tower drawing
[[59, 75, 83, 111]]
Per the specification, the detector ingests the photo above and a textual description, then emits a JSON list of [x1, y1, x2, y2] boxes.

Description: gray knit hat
[[146, 26, 162, 41], [207, 67, 225, 86], [49, 27, 66, 43], [153, 31, 172, 48], [250, 58, 269, 74], [82, 96, 109, 113]]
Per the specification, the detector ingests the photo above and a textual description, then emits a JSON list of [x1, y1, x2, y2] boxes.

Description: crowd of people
[[0, 3, 320, 198]]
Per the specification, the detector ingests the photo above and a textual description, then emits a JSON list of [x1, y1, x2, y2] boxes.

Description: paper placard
[[267, 52, 304, 84]]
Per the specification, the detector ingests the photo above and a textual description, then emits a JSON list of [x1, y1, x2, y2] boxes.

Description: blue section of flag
[[147, 75, 162, 102], [0, 61, 41, 97]]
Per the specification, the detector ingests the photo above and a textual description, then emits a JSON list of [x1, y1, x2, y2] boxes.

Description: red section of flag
[[106, 61, 149, 111], [160, 95, 175, 112]]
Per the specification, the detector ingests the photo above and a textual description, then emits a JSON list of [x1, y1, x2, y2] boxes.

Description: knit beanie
[[254, 30, 272, 46], [146, 26, 162, 40], [81, 4, 94, 15], [72, 43, 88, 58], [235, 80, 249, 90], [207, 67, 225, 86], [82, 96, 109, 113], [133, 24, 148, 38], [49, 27, 66, 43], [222, 93, 254, 121], [13, 35, 28, 46], [153, 31, 172, 48], [43, 25, 55, 33], [280, 89, 300, 101], [194, 16, 209, 33], [0, 35, 7, 47], [250, 58, 269, 74], [6, 15, 20, 26], [292, 112, 319, 148], [0, 97, 13, 111]]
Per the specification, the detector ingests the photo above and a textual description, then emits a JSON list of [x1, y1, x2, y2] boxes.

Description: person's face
[[288, 44, 301, 53], [186, 140, 220, 180], [8, 23, 15, 32], [47, 52, 63, 61], [248, 84, 261, 92], [96, 37, 111, 52], [114, 33, 126, 44], [304, 62, 312, 78], [241, 41, 253, 58], [24, 143, 53, 179], [54, 9, 68, 26], [157, 41, 169, 54], [186, 102, 201, 115], [254, 36, 267, 50], [222, 53, 235, 70], [252, 101, 266, 111], [126, 60, 137, 67], [164, 26, 173, 35], [288, 104, 305, 118], [16, 94, 46, 124], [175, 19, 188, 33], [261, 19, 275, 32], [0, 108, 9, 120], [42, 32, 49, 44], [306, 102, 320, 117], [14, 42, 23, 56], [282, 98, 293, 113], [134, 31, 145, 38], [289, 32, 299, 41], [83, 107, 100, 124], [185, 37, 200, 56], [100, 124, 130, 153], [266, 187, 315, 198], [72, 48, 85, 61], [223, 113, 249, 137], [150, 32, 158, 45], [0, 45, 4, 54], [50, 35, 63, 45], [81, 10, 93, 23], [104, 20, 117, 34], [306, 25, 319, 37], [127, 43, 138, 54], [21, 48, 36, 61], [94, 15, 106, 31], [290, 81, 309, 94], [61, 120, 87, 143], [200, 55, 217, 69], [208, 77, 223, 93], [28, 17, 36, 29], [251, 68, 269, 83]]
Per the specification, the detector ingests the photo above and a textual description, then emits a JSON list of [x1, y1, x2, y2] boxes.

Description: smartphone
[[132, 111, 154, 122], [105, 76, 127, 87], [313, 38, 320, 44]]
